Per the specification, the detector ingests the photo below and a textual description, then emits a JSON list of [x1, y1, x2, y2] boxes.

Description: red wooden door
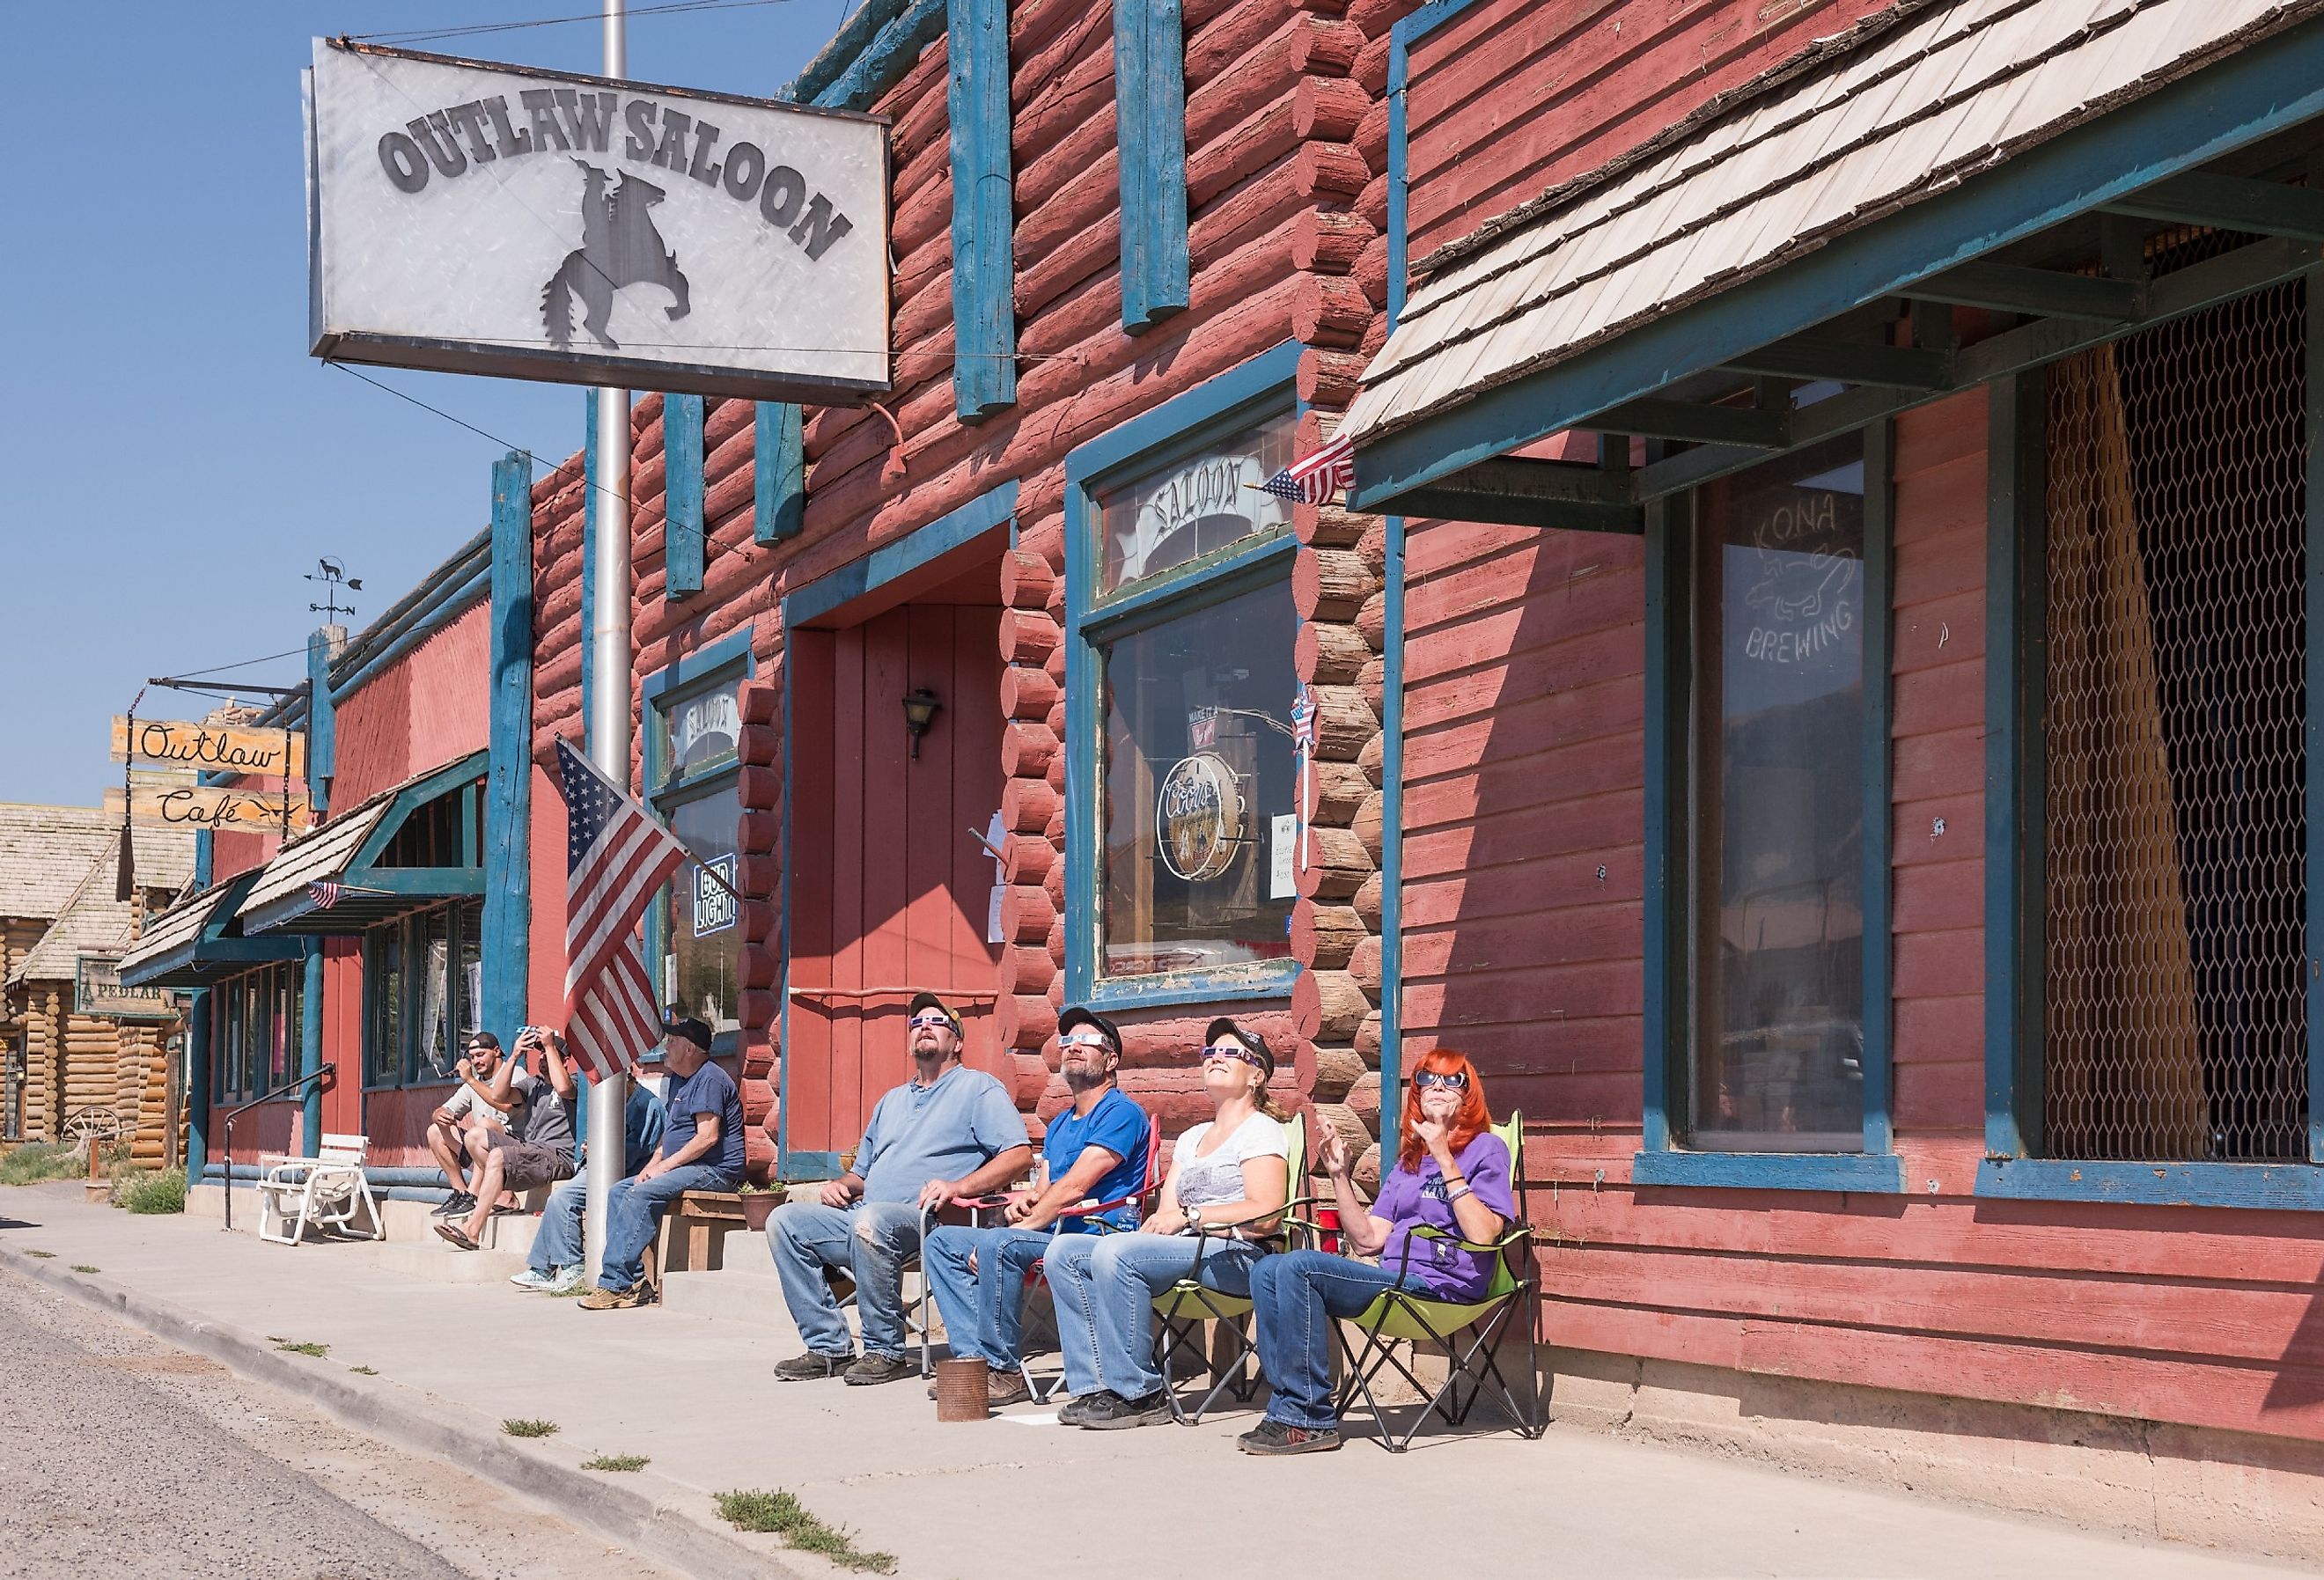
[[785, 603, 1004, 1166]]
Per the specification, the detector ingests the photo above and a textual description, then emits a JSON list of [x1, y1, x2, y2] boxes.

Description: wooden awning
[[1346, 0, 2324, 523], [116, 872, 305, 989], [238, 750, 488, 935]]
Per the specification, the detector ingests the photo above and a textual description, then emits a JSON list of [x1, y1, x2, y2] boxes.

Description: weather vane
[[305, 556, 363, 623]]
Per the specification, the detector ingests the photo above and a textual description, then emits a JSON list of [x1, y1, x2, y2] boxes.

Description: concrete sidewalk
[[0, 1180, 2305, 1580]]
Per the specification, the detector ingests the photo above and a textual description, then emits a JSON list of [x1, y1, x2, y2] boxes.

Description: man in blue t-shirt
[[581, 1013, 746, 1310], [769, 992, 1033, 1385], [922, 1006, 1151, 1407]]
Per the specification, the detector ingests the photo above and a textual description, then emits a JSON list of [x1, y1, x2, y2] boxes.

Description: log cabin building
[[124, 0, 2324, 1540]]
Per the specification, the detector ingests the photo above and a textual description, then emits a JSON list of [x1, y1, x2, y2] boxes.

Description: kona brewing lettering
[[1738, 488, 1858, 669]]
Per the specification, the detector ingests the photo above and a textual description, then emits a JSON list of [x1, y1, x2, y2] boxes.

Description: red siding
[[330, 599, 491, 808]]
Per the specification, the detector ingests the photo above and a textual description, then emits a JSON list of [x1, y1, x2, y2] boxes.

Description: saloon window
[[1078, 408, 1300, 995], [647, 664, 746, 1046]]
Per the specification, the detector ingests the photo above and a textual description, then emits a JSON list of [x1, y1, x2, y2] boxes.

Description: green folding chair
[[1329, 1111, 1541, 1451], [1151, 1114, 1306, 1424]]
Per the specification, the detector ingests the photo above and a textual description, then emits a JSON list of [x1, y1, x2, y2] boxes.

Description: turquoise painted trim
[[1983, 373, 2046, 1160], [783, 1150, 844, 1182], [640, 626, 757, 712], [484, 451, 535, 1048], [1350, 18, 2324, 511], [1113, 0, 1188, 332], [1977, 1158, 2324, 1210], [782, 481, 1019, 628], [664, 394, 705, 601], [327, 532, 492, 702], [788, 0, 909, 103], [300, 940, 325, 1150], [809, 0, 946, 113], [1637, 435, 1897, 1187], [1063, 344, 1303, 1007], [329, 570, 492, 705], [1082, 962, 1302, 1015], [1860, 421, 1896, 1154], [1636, 1150, 1907, 1194], [305, 632, 336, 816], [347, 751, 494, 873], [948, 0, 1017, 421], [754, 403, 805, 544]]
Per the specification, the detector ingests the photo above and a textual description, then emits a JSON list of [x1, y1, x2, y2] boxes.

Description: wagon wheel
[[62, 1106, 123, 1163]]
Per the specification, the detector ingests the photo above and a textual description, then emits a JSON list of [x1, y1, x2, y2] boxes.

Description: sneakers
[[543, 1265, 587, 1296], [507, 1267, 556, 1290], [1056, 1393, 1100, 1426], [1237, 1418, 1342, 1455], [430, 1191, 476, 1218], [1076, 1388, 1172, 1429], [775, 1350, 853, 1381], [577, 1280, 652, 1311], [843, 1352, 917, 1386], [988, 1369, 1033, 1407]]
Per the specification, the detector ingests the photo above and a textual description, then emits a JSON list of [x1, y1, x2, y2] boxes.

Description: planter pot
[[740, 1192, 777, 1233]]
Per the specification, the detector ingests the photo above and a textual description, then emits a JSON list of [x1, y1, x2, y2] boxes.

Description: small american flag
[[307, 879, 343, 910], [555, 738, 689, 1084], [1257, 430, 1356, 505], [1290, 686, 1317, 753]]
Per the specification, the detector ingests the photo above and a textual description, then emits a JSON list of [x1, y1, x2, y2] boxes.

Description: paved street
[[0, 1258, 674, 1580]]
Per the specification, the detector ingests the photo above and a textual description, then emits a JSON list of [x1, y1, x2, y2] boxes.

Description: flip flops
[[434, 1222, 479, 1251]]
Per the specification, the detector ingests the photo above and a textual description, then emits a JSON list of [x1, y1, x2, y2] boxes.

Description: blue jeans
[[1251, 1249, 1406, 1429], [597, 1164, 738, 1290], [923, 1224, 1053, 1370], [1044, 1231, 1262, 1400], [769, 1200, 923, 1359], [527, 1178, 587, 1274]]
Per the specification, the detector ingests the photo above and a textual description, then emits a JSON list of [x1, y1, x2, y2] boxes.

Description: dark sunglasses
[[1414, 1069, 1469, 1091], [1202, 1044, 1264, 1069]]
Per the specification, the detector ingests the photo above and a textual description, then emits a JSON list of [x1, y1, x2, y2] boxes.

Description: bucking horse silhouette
[[541, 160, 692, 351]]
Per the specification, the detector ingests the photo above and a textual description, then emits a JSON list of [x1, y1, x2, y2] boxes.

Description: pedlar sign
[[305, 40, 891, 402]]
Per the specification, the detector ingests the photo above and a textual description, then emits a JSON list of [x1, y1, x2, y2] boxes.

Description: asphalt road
[[0, 1262, 676, 1580]]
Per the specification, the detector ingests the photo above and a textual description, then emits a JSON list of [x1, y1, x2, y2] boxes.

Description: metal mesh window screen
[[2041, 251, 2307, 1163]]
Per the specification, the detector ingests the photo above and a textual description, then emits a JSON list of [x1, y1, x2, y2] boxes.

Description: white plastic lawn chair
[[255, 1134, 383, 1246]]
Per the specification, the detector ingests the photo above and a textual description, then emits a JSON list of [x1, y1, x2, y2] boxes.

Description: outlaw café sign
[[113, 717, 305, 779], [305, 40, 890, 402]]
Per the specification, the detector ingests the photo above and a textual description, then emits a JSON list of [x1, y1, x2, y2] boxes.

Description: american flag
[[1257, 430, 1356, 505], [307, 879, 343, 910], [555, 738, 689, 1084]]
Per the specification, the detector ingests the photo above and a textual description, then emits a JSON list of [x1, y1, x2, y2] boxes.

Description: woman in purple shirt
[[1240, 1048, 1514, 1455]]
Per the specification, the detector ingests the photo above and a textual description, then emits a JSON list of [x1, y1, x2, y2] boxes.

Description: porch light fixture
[[902, 688, 942, 759]]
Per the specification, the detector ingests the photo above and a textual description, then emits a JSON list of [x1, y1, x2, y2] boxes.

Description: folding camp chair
[[1330, 1111, 1541, 1451], [1152, 1114, 1306, 1424], [1012, 1108, 1163, 1402]]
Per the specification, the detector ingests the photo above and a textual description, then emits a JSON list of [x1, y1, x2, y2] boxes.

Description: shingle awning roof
[[116, 871, 305, 989], [237, 751, 488, 936], [1346, 0, 2324, 521]]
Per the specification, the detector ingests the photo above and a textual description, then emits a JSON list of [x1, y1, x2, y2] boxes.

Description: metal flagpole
[[583, 0, 633, 1288]]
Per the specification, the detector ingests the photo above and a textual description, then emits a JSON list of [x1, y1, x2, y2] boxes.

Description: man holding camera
[[435, 1025, 578, 1253]]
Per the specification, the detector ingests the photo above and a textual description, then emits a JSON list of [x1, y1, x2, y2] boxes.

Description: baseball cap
[[908, 991, 963, 1037], [1203, 1017, 1274, 1077], [661, 1012, 714, 1052], [1056, 1006, 1122, 1055]]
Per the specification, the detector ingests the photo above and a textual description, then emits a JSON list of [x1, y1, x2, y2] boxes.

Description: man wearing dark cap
[[579, 1013, 746, 1310], [769, 991, 1032, 1385], [923, 1007, 1152, 1406]]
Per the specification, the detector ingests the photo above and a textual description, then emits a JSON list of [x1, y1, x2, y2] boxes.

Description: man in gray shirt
[[435, 1027, 578, 1253], [770, 992, 1031, 1385]]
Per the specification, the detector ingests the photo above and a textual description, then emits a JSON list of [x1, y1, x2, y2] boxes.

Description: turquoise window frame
[[1978, 337, 2324, 1210], [1063, 341, 1305, 1012], [358, 898, 487, 1092], [1636, 420, 1904, 1194], [642, 627, 756, 1058]]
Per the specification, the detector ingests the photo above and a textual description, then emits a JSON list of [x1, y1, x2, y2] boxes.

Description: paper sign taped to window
[[1269, 813, 1297, 900]]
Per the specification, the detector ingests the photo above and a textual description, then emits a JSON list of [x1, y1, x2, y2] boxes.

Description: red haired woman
[[1239, 1048, 1513, 1454]]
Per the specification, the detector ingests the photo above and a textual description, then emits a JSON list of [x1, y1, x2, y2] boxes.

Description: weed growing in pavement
[[503, 1418, 559, 1438], [349, 1365, 378, 1376], [582, 1453, 650, 1472], [115, 1170, 186, 1214], [23, 1250, 54, 1258], [70, 1265, 99, 1274], [714, 1489, 896, 1574], [275, 1341, 329, 1358], [0, 1145, 86, 1186]]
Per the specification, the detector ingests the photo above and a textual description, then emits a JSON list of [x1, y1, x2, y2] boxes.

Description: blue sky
[[0, 1, 852, 807]]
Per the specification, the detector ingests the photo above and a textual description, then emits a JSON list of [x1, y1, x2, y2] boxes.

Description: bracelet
[[1445, 1182, 1474, 1203]]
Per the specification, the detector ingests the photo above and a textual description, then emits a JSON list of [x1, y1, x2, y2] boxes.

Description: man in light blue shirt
[[924, 1007, 1151, 1406], [771, 992, 1031, 1386]]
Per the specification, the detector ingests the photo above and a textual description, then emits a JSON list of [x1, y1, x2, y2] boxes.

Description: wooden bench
[[651, 1189, 746, 1281]]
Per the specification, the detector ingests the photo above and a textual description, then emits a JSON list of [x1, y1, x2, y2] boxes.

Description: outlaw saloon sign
[[305, 40, 890, 402]]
